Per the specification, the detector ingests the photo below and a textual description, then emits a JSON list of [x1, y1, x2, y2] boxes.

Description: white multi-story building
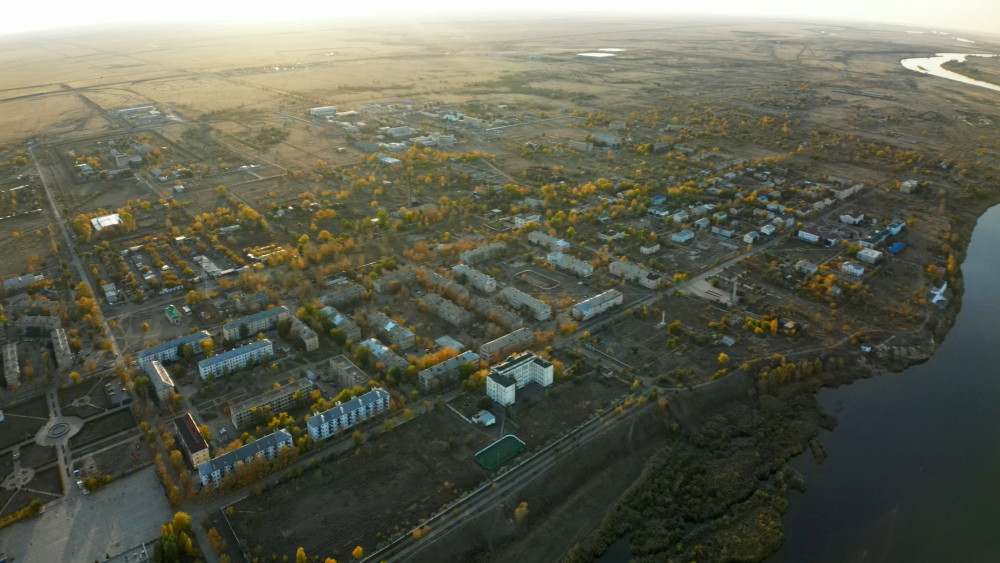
[[486, 352, 553, 406], [138, 331, 211, 369], [546, 252, 593, 277], [3, 343, 19, 389], [609, 260, 663, 289], [222, 306, 290, 342], [358, 338, 410, 371], [51, 327, 73, 370], [572, 289, 623, 321], [452, 264, 497, 293], [513, 214, 541, 228], [307, 388, 391, 441], [841, 262, 865, 278], [198, 429, 293, 487], [198, 339, 273, 380], [500, 287, 551, 321], [486, 372, 517, 406], [422, 293, 473, 326]]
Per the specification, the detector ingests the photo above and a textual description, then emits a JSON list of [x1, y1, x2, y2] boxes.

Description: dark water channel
[[772, 203, 1000, 562]]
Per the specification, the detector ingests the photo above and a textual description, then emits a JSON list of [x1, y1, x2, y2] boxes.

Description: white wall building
[[572, 289, 623, 321], [198, 339, 273, 380], [500, 287, 552, 321], [609, 260, 662, 289], [452, 264, 497, 293], [546, 252, 594, 277], [486, 373, 517, 406], [197, 429, 292, 487], [306, 388, 391, 441]]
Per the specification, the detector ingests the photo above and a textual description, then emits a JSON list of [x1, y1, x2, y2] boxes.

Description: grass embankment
[[941, 59, 1000, 86]]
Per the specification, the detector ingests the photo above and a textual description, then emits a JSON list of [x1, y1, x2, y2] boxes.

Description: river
[[772, 203, 1000, 562], [901, 53, 1000, 93]]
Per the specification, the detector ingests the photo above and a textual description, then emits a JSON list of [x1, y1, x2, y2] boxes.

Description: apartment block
[[424, 271, 470, 300], [306, 388, 391, 441], [137, 331, 211, 369], [479, 327, 534, 362], [198, 429, 293, 487], [198, 339, 273, 380], [367, 312, 415, 350], [422, 293, 473, 326], [528, 231, 570, 251], [571, 289, 623, 321], [460, 242, 506, 265], [609, 261, 663, 289], [500, 287, 551, 321], [546, 252, 593, 277], [373, 268, 416, 294], [289, 317, 319, 352], [3, 343, 19, 389], [51, 327, 73, 370], [229, 378, 313, 427], [321, 306, 362, 342], [222, 306, 290, 341], [418, 351, 480, 390], [452, 264, 497, 293], [321, 284, 365, 307], [329, 355, 368, 388], [147, 360, 176, 402], [174, 413, 210, 468], [469, 296, 522, 330], [358, 338, 410, 371]]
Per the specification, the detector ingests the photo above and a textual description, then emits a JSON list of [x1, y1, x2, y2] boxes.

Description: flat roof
[[200, 339, 272, 369]]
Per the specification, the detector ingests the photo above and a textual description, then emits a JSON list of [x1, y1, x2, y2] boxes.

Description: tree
[[296, 547, 308, 563], [717, 353, 730, 365], [200, 338, 215, 357], [141, 322, 150, 332], [513, 501, 529, 525], [352, 546, 364, 560]]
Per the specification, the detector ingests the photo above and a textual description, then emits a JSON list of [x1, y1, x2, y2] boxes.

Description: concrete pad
[[0, 466, 172, 563]]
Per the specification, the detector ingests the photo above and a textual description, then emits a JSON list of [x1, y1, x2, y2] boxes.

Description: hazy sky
[[6, 0, 1000, 37]]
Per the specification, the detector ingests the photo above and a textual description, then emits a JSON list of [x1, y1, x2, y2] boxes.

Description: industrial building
[[229, 378, 313, 427], [138, 331, 211, 369], [222, 306, 290, 342], [452, 264, 497, 293], [308, 106, 338, 116], [306, 388, 391, 441], [572, 289, 623, 321], [198, 429, 293, 487], [174, 413, 210, 468], [198, 339, 273, 380], [418, 351, 480, 390], [460, 242, 506, 265], [422, 293, 473, 326], [479, 328, 534, 362], [546, 252, 593, 277], [367, 312, 415, 350], [609, 261, 663, 289], [500, 287, 552, 321]]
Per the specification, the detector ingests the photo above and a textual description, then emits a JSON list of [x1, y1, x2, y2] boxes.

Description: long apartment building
[[486, 352, 553, 406], [546, 252, 593, 277], [470, 296, 522, 330], [571, 289, 624, 321], [418, 351, 480, 390], [174, 413, 210, 468], [147, 360, 176, 402], [479, 327, 534, 361], [460, 242, 506, 265], [51, 327, 73, 370], [198, 429, 293, 487], [138, 330, 211, 369], [222, 306, 290, 341], [452, 264, 497, 293], [3, 343, 19, 389], [373, 268, 416, 294], [306, 388, 391, 441], [321, 306, 362, 342], [321, 284, 364, 307], [500, 287, 552, 321], [198, 339, 273, 380], [527, 231, 570, 251], [367, 312, 415, 350], [424, 271, 470, 300], [229, 378, 313, 427], [359, 338, 409, 371], [422, 293, 473, 326], [609, 261, 663, 289]]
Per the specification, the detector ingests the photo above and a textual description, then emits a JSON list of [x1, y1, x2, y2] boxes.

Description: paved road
[[0, 467, 172, 563]]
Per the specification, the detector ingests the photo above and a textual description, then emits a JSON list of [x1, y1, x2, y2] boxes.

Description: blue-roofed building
[[650, 195, 666, 206], [137, 330, 211, 369], [306, 387, 390, 440], [367, 311, 415, 350], [571, 289, 623, 321], [198, 339, 272, 380], [222, 306, 290, 341], [418, 351, 480, 390], [197, 429, 293, 487], [887, 242, 906, 254], [320, 306, 362, 342]]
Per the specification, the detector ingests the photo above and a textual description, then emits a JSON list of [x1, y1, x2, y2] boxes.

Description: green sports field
[[474, 434, 526, 470]]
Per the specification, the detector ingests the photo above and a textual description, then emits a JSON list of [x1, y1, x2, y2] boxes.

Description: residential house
[[306, 388, 391, 441], [198, 429, 293, 487], [198, 339, 272, 380]]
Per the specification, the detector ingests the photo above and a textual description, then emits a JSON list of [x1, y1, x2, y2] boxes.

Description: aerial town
[[0, 16, 997, 563]]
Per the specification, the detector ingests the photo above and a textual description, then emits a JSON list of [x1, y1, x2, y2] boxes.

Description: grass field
[[474, 434, 526, 470], [68, 409, 136, 449], [0, 395, 49, 450]]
